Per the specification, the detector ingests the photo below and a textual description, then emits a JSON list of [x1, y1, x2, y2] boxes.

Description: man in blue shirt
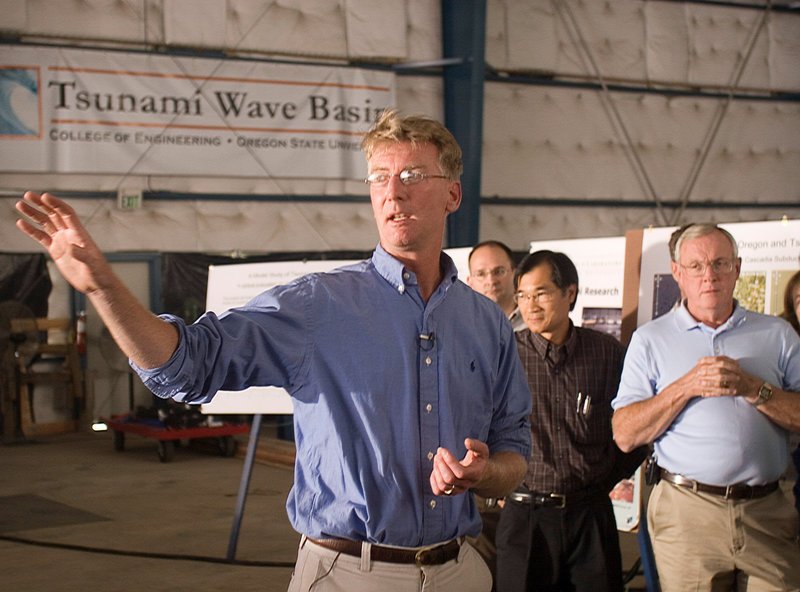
[[612, 223, 800, 591], [16, 109, 532, 591]]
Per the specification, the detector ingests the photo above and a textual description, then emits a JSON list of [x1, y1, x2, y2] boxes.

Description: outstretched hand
[[16, 192, 114, 295], [429, 438, 490, 496]]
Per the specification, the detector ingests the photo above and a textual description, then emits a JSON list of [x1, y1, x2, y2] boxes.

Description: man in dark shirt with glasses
[[496, 250, 646, 592]]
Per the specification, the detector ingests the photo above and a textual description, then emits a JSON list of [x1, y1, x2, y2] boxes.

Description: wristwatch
[[751, 382, 774, 407]]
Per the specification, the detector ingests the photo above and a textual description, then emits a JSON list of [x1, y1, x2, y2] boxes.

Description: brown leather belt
[[307, 537, 461, 566], [660, 469, 779, 500]]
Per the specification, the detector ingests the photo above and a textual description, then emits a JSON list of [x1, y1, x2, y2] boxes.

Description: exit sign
[[117, 189, 143, 210]]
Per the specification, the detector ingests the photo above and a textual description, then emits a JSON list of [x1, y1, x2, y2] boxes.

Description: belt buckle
[[415, 547, 436, 567], [549, 493, 566, 509], [725, 484, 753, 500], [510, 492, 531, 504]]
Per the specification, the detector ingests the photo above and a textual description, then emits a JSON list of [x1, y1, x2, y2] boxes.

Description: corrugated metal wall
[[1, 0, 798, 254]]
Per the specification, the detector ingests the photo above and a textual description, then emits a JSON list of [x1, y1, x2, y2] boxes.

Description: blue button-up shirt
[[134, 245, 532, 546]]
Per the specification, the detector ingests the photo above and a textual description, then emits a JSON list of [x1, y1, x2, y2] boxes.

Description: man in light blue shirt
[[16, 109, 532, 591], [612, 223, 800, 591]]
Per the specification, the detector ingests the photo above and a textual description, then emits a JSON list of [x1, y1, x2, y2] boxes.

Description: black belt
[[308, 537, 461, 566], [508, 486, 604, 509], [660, 469, 779, 500]]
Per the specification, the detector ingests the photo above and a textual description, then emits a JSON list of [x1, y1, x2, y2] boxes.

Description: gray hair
[[673, 223, 738, 263]]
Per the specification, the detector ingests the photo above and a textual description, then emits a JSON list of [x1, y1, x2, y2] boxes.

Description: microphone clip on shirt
[[419, 332, 436, 351]]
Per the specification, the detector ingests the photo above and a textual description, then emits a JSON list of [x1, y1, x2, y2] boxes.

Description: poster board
[[201, 258, 359, 415], [528, 237, 626, 340], [637, 219, 799, 327], [445, 247, 471, 282]]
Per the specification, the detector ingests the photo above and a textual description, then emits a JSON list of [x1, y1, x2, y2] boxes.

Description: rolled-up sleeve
[[131, 280, 312, 404]]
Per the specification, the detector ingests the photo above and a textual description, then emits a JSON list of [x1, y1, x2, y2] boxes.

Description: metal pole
[[226, 413, 263, 561]]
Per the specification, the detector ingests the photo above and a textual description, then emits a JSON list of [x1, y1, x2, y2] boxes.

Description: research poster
[[451, 239, 627, 339], [528, 237, 626, 340], [202, 258, 358, 415], [638, 219, 799, 327]]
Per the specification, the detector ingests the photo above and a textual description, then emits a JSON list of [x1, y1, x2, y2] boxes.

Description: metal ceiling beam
[[441, 0, 487, 248]]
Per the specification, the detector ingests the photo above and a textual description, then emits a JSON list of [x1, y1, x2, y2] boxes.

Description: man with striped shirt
[[496, 250, 645, 592]]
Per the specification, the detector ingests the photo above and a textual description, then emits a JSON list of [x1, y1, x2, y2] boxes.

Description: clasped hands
[[686, 356, 760, 402]]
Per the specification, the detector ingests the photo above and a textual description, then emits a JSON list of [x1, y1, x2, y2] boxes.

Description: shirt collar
[[371, 244, 458, 295], [675, 299, 746, 332], [526, 320, 576, 361]]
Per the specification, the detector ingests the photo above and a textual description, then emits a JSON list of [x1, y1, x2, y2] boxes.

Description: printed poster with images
[[527, 237, 642, 532], [638, 219, 799, 327]]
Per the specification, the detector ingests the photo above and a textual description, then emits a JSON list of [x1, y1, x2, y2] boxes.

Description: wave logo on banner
[[0, 66, 40, 136]]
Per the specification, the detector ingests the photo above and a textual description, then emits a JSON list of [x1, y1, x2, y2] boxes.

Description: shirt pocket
[[568, 391, 612, 447]]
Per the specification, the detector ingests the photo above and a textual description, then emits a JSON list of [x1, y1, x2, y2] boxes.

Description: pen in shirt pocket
[[576, 391, 592, 415]]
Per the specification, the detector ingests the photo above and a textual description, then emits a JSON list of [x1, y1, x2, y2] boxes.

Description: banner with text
[[0, 45, 394, 178]]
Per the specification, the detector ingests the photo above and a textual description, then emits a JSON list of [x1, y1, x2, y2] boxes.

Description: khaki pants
[[288, 535, 492, 592], [648, 480, 800, 592]]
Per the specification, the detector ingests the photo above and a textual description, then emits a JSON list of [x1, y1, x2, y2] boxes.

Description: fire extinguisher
[[76, 310, 87, 355]]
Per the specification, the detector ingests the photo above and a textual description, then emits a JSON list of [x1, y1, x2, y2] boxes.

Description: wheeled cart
[[104, 414, 250, 462]]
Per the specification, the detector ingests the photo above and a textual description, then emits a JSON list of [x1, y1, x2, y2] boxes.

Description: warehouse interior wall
[[1, 0, 798, 254]]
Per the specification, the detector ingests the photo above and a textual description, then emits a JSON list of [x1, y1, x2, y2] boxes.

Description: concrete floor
[[1, 428, 651, 592], [0, 429, 298, 592]]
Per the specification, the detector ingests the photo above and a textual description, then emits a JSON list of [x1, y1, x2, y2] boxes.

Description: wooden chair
[[10, 318, 84, 437]]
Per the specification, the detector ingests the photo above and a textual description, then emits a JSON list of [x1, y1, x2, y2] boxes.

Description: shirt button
[[425, 356, 432, 366], [429, 500, 437, 509], [403, 272, 410, 280], [427, 451, 434, 460], [398, 285, 405, 294], [426, 403, 433, 413]]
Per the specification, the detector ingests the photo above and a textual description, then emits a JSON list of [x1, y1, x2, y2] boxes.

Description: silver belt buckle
[[549, 493, 566, 509], [509, 491, 531, 504]]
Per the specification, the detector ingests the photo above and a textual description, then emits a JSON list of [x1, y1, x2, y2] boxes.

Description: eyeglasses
[[514, 289, 557, 304], [472, 267, 509, 280], [679, 258, 735, 277], [364, 169, 449, 186]]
